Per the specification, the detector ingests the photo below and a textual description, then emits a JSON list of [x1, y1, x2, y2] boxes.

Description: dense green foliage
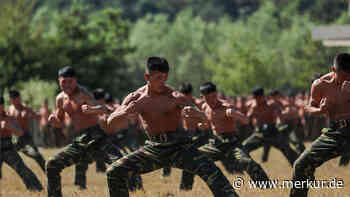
[[0, 0, 349, 103]]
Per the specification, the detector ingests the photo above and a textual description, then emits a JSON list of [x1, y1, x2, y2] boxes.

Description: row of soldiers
[[2, 53, 350, 197]]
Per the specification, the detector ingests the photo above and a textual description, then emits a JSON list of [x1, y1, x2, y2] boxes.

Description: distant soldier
[[39, 98, 53, 147], [178, 82, 271, 191], [261, 90, 284, 162], [8, 90, 46, 172], [46, 66, 126, 197], [0, 96, 43, 191], [242, 87, 299, 166]]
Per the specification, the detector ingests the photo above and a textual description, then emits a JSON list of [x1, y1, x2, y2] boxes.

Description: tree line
[[0, 0, 349, 107]]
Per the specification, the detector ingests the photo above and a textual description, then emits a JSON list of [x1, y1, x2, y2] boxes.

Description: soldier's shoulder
[[56, 92, 65, 99], [122, 90, 143, 105], [312, 77, 330, 89]]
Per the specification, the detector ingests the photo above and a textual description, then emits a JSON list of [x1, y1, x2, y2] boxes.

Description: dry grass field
[[1, 143, 350, 197]]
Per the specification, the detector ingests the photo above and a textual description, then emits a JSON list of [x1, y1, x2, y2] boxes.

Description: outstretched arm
[[48, 95, 65, 128], [104, 93, 141, 134], [226, 107, 249, 124], [304, 79, 327, 116], [80, 87, 111, 115]]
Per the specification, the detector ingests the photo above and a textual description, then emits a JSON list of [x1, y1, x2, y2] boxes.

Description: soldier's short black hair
[[104, 93, 113, 103], [93, 88, 105, 100], [0, 96, 4, 105], [9, 90, 20, 98], [58, 66, 76, 78], [334, 53, 350, 73], [252, 86, 264, 97], [200, 82, 217, 95], [179, 83, 193, 95], [146, 56, 169, 73], [269, 89, 281, 96]]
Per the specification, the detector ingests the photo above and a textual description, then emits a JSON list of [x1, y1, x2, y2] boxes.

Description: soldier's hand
[[0, 120, 6, 129], [198, 122, 209, 130], [319, 97, 328, 113], [48, 114, 56, 124], [341, 81, 350, 93], [81, 104, 91, 113]]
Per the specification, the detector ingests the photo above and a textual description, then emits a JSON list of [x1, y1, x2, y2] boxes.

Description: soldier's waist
[[147, 130, 189, 143], [73, 125, 106, 138], [212, 132, 239, 143]]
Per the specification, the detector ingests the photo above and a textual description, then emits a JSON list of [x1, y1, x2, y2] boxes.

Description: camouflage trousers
[[262, 121, 305, 162], [12, 133, 46, 172], [180, 133, 270, 191], [0, 137, 43, 191], [290, 121, 350, 197], [162, 129, 210, 180], [107, 131, 239, 197], [242, 124, 299, 166], [73, 152, 107, 189], [46, 125, 124, 197]]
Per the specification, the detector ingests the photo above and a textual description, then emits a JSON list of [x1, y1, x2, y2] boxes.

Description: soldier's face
[[9, 97, 21, 105], [333, 66, 350, 81], [145, 71, 168, 93], [202, 92, 218, 108], [59, 77, 77, 95]]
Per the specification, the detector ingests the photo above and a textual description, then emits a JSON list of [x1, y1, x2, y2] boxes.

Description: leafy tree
[[205, 2, 342, 96], [127, 9, 222, 95]]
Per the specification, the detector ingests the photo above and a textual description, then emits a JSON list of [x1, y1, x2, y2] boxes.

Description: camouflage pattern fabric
[[13, 133, 46, 172], [242, 124, 299, 166], [290, 122, 350, 197], [0, 137, 43, 191], [262, 120, 306, 162], [46, 125, 123, 197], [107, 130, 239, 197], [180, 132, 270, 191]]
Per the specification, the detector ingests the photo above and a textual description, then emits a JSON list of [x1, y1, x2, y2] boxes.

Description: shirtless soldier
[[0, 96, 43, 191], [39, 99, 53, 147], [242, 87, 299, 166], [179, 82, 271, 191], [8, 90, 46, 172], [105, 56, 239, 197], [290, 53, 350, 197], [46, 66, 125, 197]]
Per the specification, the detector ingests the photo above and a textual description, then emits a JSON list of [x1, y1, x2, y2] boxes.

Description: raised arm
[[79, 86, 111, 115], [226, 107, 249, 125], [105, 92, 141, 134], [304, 79, 327, 116], [48, 94, 65, 128]]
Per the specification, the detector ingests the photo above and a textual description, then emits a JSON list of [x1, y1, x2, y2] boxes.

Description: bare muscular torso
[[314, 77, 350, 120], [122, 85, 192, 136], [8, 105, 33, 133], [202, 101, 237, 135], [248, 100, 278, 126], [40, 107, 51, 129], [57, 87, 99, 134]]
